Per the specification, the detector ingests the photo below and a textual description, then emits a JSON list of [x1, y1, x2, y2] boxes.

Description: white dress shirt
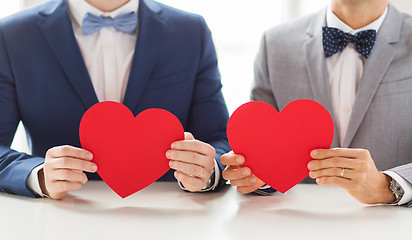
[[326, 5, 412, 205], [27, 0, 219, 197], [326, 5, 387, 145], [68, 0, 138, 103]]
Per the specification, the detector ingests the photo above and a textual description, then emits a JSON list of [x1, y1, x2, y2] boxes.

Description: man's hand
[[40, 145, 97, 199], [308, 148, 395, 204], [167, 132, 216, 192], [220, 151, 265, 194]]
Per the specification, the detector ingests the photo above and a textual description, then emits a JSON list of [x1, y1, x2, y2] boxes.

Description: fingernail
[[316, 178, 320, 183], [169, 161, 174, 168], [311, 150, 318, 157], [236, 157, 243, 164], [91, 164, 97, 172], [309, 171, 314, 178], [250, 177, 256, 183], [166, 151, 171, 158], [87, 152, 93, 160], [308, 162, 314, 169], [171, 143, 176, 149], [242, 169, 249, 176]]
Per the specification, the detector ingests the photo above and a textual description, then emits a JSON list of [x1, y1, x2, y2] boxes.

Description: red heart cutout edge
[[79, 101, 184, 198], [227, 100, 334, 193]]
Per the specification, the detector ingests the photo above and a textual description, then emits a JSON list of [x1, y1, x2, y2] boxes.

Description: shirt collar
[[67, 0, 139, 27], [326, 4, 388, 34]]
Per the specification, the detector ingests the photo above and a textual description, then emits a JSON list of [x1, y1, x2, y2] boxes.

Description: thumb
[[184, 132, 195, 140]]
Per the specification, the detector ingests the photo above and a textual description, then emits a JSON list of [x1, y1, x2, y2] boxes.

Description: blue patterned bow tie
[[322, 26, 376, 58], [82, 11, 138, 35]]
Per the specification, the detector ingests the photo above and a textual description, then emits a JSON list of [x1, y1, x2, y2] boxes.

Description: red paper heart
[[227, 100, 334, 193], [79, 101, 184, 198]]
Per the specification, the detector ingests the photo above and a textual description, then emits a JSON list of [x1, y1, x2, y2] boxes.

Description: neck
[[331, 0, 388, 29], [85, 0, 131, 12]]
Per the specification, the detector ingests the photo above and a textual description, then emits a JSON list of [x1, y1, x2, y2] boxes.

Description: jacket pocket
[[375, 77, 412, 97], [145, 70, 187, 90]]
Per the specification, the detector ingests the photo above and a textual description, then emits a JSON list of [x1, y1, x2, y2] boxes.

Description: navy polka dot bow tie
[[322, 26, 376, 58]]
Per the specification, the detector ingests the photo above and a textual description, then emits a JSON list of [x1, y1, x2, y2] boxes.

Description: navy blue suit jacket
[[0, 0, 230, 197]]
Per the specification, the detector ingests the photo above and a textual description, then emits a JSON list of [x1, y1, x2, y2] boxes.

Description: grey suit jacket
[[252, 4, 412, 205]]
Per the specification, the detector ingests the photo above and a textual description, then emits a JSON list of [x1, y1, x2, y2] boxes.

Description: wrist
[[388, 175, 405, 204], [377, 174, 396, 204], [38, 169, 50, 196]]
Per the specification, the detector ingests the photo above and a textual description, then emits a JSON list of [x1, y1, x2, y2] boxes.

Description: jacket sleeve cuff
[[253, 184, 277, 196], [26, 163, 50, 198], [383, 171, 412, 206]]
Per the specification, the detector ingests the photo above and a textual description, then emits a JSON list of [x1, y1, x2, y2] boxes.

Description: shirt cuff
[[259, 184, 272, 190], [253, 184, 277, 196], [178, 159, 220, 192], [383, 170, 412, 205], [26, 163, 48, 198]]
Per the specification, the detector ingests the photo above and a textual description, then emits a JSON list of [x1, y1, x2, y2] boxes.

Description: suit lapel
[[122, 0, 167, 112], [343, 4, 402, 147], [303, 9, 340, 147], [37, 0, 98, 109]]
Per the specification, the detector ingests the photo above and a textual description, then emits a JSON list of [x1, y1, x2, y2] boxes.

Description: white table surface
[[1, 181, 411, 240]]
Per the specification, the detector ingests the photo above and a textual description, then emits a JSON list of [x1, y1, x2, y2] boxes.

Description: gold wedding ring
[[197, 169, 204, 178], [340, 168, 345, 178]]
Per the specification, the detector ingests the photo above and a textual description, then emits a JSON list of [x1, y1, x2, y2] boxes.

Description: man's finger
[[220, 152, 244, 166], [166, 150, 213, 169], [237, 185, 260, 194], [222, 166, 251, 181], [308, 157, 357, 171], [315, 176, 352, 189], [47, 169, 88, 184], [311, 148, 370, 159], [174, 171, 206, 192], [309, 168, 354, 180], [47, 157, 97, 172], [184, 132, 195, 140], [46, 145, 93, 160], [171, 140, 215, 156], [229, 175, 258, 187], [49, 181, 82, 193], [169, 160, 207, 179]]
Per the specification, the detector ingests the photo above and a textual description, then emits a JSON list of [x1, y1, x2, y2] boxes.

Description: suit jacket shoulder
[[0, 0, 61, 28], [263, 9, 324, 50], [154, 1, 204, 22], [151, 0, 210, 43]]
